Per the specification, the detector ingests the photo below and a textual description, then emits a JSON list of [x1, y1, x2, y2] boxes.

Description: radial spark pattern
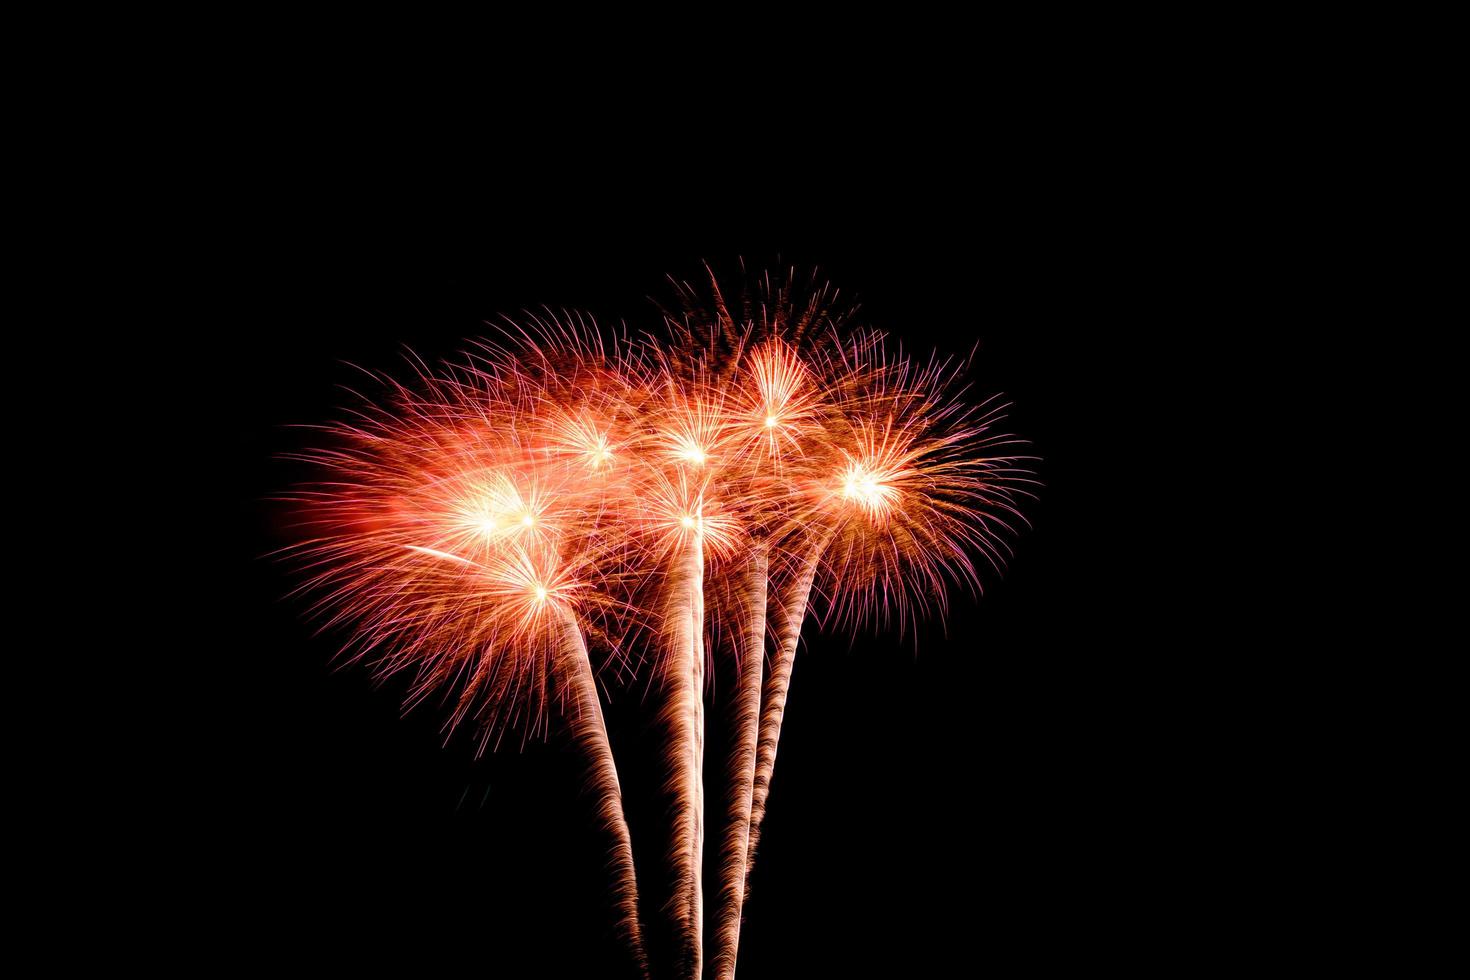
[[283, 271, 1034, 980]]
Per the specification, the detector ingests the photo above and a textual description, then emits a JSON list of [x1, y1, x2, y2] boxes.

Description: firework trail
[[554, 607, 650, 979], [709, 546, 768, 980], [656, 529, 705, 979], [742, 530, 830, 893]]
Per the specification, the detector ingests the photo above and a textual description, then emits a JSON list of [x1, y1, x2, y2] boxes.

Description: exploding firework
[[284, 334, 654, 978], [281, 268, 1034, 980], [740, 329, 1038, 935]]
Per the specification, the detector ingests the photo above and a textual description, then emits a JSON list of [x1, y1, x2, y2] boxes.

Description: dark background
[[212, 187, 1170, 976]]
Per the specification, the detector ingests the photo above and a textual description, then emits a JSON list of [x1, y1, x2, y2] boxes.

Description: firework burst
[[284, 335, 653, 977], [281, 268, 1034, 980]]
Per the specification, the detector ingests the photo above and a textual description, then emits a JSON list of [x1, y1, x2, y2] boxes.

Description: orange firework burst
[[795, 330, 1038, 634], [281, 268, 1034, 980], [284, 330, 654, 978]]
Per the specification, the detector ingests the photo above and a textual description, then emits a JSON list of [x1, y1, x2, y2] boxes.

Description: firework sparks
[[284, 334, 653, 977], [281, 270, 1033, 980]]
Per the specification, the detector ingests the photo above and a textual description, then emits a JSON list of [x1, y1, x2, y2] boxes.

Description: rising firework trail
[[658, 525, 705, 979], [743, 527, 830, 896], [709, 546, 767, 980]]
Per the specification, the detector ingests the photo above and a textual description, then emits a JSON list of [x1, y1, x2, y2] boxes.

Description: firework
[[703, 336, 828, 980], [740, 330, 1037, 902], [284, 336, 653, 978], [281, 270, 1033, 980]]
